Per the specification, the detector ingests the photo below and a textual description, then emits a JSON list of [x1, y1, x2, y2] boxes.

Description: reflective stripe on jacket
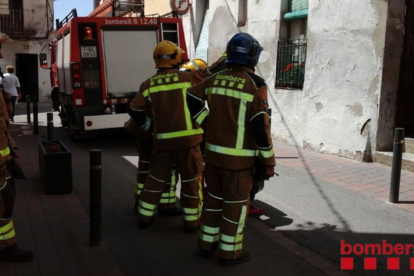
[[187, 67, 275, 170], [129, 69, 208, 151]]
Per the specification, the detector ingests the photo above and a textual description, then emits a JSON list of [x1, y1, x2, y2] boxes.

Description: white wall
[[274, 0, 387, 159], [183, 0, 389, 160]]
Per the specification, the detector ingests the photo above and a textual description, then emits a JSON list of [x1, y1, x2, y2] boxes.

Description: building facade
[[0, 0, 54, 102], [181, 0, 412, 161]]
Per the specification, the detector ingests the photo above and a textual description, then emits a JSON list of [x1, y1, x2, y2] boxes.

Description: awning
[[284, 9, 308, 21]]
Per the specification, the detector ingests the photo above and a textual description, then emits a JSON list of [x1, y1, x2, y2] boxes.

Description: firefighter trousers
[[137, 146, 203, 228], [135, 139, 179, 211], [0, 177, 16, 251], [198, 164, 253, 260], [135, 139, 179, 212]]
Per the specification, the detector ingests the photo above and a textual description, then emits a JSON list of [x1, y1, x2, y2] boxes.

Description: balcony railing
[[275, 39, 307, 89], [0, 8, 36, 37]]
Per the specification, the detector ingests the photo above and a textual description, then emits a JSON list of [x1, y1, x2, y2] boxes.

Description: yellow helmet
[[181, 59, 208, 70], [153, 40, 184, 68]]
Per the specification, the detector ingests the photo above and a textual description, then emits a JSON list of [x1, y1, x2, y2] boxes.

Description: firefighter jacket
[[187, 66, 276, 170], [208, 52, 228, 74], [0, 88, 16, 168], [128, 68, 210, 151]]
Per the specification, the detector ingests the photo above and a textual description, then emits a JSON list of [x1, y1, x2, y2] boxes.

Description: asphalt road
[[26, 105, 326, 276]]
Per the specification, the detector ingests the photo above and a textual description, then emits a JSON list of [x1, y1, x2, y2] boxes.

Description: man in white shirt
[[0, 65, 21, 122]]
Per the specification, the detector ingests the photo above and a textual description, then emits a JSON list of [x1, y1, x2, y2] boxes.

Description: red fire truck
[[40, 7, 188, 140]]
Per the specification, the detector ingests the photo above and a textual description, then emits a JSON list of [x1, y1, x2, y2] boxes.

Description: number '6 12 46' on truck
[[39, 9, 188, 140]]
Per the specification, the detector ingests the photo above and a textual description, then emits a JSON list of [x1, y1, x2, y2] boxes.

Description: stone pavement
[[275, 144, 414, 213], [0, 103, 413, 275]]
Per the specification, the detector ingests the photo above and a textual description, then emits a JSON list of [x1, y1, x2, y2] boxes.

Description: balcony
[[275, 39, 307, 89], [0, 8, 36, 38]]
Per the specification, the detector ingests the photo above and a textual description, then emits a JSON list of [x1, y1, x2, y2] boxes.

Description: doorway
[[396, 0, 414, 137], [15, 54, 39, 102]]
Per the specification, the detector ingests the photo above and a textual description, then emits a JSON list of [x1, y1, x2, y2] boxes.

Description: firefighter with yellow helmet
[[128, 40, 209, 231], [181, 59, 208, 70]]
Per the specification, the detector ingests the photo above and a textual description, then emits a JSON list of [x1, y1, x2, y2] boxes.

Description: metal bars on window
[[0, 8, 23, 33], [289, 0, 309, 12], [275, 39, 307, 89]]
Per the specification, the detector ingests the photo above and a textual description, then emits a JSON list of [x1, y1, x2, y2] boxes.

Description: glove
[[262, 166, 275, 180]]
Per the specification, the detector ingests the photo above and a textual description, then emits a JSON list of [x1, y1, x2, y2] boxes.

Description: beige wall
[[144, 0, 171, 15], [0, 0, 54, 101]]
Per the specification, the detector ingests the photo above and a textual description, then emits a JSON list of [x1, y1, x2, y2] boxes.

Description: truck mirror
[[39, 53, 48, 69]]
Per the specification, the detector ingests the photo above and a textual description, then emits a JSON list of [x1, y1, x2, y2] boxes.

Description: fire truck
[[39, 4, 188, 140]]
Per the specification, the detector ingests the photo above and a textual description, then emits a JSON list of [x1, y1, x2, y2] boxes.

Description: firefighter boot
[[219, 250, 250, 266], [0, 244, 34, 262]]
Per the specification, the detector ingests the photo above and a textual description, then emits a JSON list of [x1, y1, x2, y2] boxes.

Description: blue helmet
[[225, 33, 263, 68]]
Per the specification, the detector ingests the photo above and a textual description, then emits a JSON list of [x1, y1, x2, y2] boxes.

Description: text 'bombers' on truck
[[39, 5, 188, 140]]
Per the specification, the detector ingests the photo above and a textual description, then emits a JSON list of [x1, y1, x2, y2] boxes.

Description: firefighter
[[207, 51, 227, 73], [126, 57, 211, 216], [128, 40, 208, 232], [180, 58, 208, 71], [186, 33, 276, 266], [125, 114, 181, 216], [0, 87, 33, 262]]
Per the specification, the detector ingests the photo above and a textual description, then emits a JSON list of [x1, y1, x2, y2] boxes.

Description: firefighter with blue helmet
[[187, 33, 276, 266]]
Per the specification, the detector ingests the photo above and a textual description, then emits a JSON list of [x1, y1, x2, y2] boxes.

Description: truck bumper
[[84, 113, 130, 130]]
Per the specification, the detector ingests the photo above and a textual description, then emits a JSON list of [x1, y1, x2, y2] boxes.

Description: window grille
[[0, 7, 23, 33], [275, 39, 307, 89], [290, 0, 309, 12]]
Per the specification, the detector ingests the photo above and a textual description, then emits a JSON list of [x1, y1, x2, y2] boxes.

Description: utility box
[[38, 140, 73, 195]]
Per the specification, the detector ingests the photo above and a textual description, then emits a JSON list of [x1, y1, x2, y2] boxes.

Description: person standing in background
[[0, 65, 21, 122]]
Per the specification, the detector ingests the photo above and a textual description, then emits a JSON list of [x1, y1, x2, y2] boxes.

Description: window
[[276, 39, 307, 89], [275, 0, 308, 89], [0, 0, 8, 15]]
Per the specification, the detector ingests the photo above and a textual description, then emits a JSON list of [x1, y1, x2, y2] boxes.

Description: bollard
[[90, 149, 102, 246], [26, 95, 31, 124], [47, 113, 54, 141], [389, 128, 404, 203], [33, 101, 38, 135]]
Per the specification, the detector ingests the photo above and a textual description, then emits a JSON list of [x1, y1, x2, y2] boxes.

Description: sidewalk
[[275, 143, 414, 213], [1, 102, 413, 275]]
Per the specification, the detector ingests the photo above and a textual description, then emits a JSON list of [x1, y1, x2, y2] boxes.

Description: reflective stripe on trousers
[[138, 148, 203, 227], [0, 221, 15, 242], [198, 164, 252, 259], [0, 147, 10, 157], [0, 178, 16, 250]]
